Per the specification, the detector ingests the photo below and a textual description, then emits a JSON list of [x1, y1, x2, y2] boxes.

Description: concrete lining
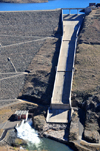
[[46, 13, 84, 123], [46, 108, 70, 123]]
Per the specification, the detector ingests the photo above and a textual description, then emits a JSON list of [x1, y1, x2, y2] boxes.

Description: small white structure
[[15, 110, 28, 121]]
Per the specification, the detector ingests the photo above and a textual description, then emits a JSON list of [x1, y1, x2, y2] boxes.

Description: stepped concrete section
[[46, 14, 84, 123]]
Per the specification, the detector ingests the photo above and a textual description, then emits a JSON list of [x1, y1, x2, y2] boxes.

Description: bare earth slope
[[72, 8, 100, 95]]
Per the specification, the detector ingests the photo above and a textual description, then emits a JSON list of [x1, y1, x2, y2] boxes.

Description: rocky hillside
[[70, 8, 100, 150]]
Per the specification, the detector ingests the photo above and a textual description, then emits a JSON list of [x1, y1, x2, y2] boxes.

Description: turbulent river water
[[16, 120, 73, 151]]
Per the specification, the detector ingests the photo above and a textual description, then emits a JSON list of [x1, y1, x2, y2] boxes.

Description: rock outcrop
[[84, 130, 100, 143], [69, 110, 79, 141]]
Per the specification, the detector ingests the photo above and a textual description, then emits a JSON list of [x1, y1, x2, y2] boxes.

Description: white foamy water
[[16, 119, 40, 145], [16, 119, 73, 151]]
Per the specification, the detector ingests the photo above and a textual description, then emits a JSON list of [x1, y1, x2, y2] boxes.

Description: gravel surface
[[79, 9, 100, 44], [0, 73, 22, 79], [0, 35, 43, 46], [0, 9, 62, 37], [0, 40, 45, 72], [19, 38, 61, 105], [0, 74, 25, 100]]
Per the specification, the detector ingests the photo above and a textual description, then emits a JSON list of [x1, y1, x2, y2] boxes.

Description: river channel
[[16, 120, 73, 151]]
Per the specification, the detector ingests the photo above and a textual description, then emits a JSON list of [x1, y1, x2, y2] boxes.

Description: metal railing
[[62, 8, 85, 14]]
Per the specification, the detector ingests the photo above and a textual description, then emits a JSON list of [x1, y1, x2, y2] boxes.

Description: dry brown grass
[[72, 9, 100, 97], [0, 108, 13, 123], [79, 9, 100, 44], [0, 129, 3, 136], [0, 101, 37, 124], [72, 43, 100, 95]]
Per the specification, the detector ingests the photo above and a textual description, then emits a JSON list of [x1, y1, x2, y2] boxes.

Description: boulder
[[6, 129, 27, 147], [85, 110, 99, 132], [86, 111, 99, 124], [11, 138, 27, 147], [72, 97, 83, 107], [86, 98, 96, 112], [69, 111, 79, 141], [84, 130, 100, 143], [33, 115, 46, 132]]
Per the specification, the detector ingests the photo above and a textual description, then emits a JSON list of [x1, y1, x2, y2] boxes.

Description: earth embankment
[[0, 9, 62, 102]]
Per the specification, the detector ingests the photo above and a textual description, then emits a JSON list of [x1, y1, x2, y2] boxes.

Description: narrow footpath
[[46, 14, 84, 123]]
